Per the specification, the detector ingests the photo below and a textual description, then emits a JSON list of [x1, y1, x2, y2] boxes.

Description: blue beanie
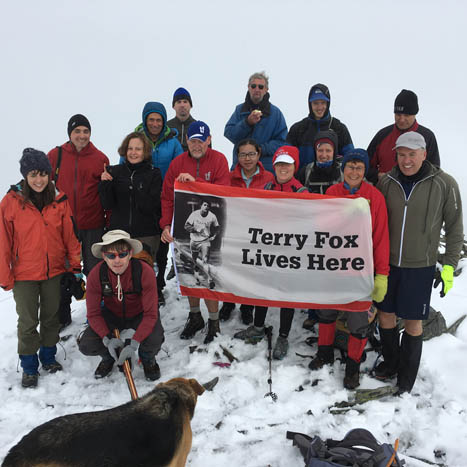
[[341, 149, 369, 175], [172, 87, 192, 107], [20, 148, 52, 179]]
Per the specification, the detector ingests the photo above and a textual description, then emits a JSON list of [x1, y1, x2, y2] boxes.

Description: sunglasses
[[250, 84, 265, 89], [104, 251, 130, 260]]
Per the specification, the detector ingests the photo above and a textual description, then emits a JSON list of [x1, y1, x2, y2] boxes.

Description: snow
[[1, 0, 467, 465]]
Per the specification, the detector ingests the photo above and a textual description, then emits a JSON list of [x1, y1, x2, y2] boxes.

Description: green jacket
[[377, 163, 463, 268]]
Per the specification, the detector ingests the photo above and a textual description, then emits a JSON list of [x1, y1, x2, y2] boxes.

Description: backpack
[[99, 258, 143, 297], [287, 428, 404, 466]]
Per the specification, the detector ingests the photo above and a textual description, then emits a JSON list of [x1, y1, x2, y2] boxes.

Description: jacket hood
[[308, 83, 331, 117], [313, 129, 338, 161], [272, 145, 300, 173], [142, 102, 168, 136]]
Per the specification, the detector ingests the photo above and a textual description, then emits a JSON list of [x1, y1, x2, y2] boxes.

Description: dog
[[2, 377, 205, 467]]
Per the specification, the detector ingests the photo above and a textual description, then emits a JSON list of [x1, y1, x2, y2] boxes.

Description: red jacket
[[230, 161, 274, 188], [326, 181, 389, 276], [160, 148, 230, 228], [48, 142, 109, 230], [85, 259, 158, 343], [0, 187, 81, 290]]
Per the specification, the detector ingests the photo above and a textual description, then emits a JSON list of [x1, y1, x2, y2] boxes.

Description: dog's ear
[[189, 378, 205, 396]]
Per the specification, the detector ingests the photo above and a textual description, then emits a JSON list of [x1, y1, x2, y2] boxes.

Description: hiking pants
[[78, 308, 165, 360], [317, 309, 369, 335], [13, 275, 62, 355]]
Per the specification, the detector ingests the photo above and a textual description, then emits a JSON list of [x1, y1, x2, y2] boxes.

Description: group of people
[[0, 72, 463, 396]]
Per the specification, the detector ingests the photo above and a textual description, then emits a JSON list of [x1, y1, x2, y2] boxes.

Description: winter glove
[[102, 335, 124, 361], [117, 339, 139, 366], [371, 274, 388, 303], [433, 265, 454, 297]]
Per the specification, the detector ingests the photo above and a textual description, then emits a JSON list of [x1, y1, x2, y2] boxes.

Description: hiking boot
[[343, 357, 361, 390], [180, 313, 205, 339], [21, 372, 38, 388], [302, 317, 317, 331], [158, 289, 166, 307], [234, 325, 265, 344], [219, 302, 235, 321], [373, 361, 398, 380], [273, 336, 289, 360], [142, 359, 161, 381], [94, 358, 114, 379], [204, 319, 220, 344], [166, 264, 176, 281], [309, 345, 334, 370], [42, 361, 63, 373], [240, 305, 253, 325]]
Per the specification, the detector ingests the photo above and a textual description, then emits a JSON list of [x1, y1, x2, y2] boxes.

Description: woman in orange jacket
[[0, 148, 81, 388]]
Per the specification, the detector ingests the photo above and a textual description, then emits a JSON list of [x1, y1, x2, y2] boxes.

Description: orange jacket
[[0, 185, 81, 290]]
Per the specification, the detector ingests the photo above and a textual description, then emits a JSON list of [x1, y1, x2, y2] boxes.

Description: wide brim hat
[[91, 230, 143, 258]]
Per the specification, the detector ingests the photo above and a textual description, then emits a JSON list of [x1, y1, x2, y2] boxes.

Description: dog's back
[[3, 378, 205, 467]]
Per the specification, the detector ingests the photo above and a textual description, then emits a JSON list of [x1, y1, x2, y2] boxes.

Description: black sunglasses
[[250, 84, 265, 90], [104, 251, 130, 260]]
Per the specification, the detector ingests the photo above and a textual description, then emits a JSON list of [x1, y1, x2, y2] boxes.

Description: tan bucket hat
[[91, 230, 143, 258]]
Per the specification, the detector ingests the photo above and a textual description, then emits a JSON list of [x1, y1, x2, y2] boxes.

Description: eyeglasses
[[345, 165, 365, 173], [104, 251, 130, 260], [238, 151, 258, 159], [250, 84, 265, 90]]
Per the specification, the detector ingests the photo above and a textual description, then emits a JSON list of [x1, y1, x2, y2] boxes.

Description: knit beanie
[[20, 148, 52, 179], [341, 149, 369, 176], [172, 87, 193, 107], [394, 90, 419, 115], [67, 114, 91, 137]]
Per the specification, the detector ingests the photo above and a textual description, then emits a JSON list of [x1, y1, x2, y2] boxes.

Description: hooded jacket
[[0, 186, 81, 290], [376, 162, 463, 268], [230, 160, 274, 189], [160, 148, 230, 229], [224, 92, 287, 173], [48, 141, 109, 230], [133, 102, 183, 179], [326, 181, 390, 276], [287, 84, 354, 168], [99, 160, 162, 237]]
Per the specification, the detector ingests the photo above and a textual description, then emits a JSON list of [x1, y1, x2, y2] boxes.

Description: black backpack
[[287, 428, 404, 466]]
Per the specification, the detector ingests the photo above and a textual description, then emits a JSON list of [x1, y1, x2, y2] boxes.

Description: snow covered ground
[[1, 0, 467, 465], [1, 260, 467, 465]]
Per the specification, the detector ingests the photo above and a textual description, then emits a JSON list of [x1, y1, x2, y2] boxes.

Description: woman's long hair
[[21, 174, 56, 211]]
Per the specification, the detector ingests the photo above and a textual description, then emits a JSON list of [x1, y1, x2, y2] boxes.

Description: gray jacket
[[167, 115, 195, 152], [377, 163, 463, 268]]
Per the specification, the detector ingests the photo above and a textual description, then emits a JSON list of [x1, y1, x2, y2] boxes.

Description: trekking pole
[[264, 326, 277, 402], [113, 329, 138, 401]]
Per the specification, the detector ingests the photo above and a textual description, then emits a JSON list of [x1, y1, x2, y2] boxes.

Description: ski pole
[[113, 329, 138, 400], [264, 326, 277, 402]]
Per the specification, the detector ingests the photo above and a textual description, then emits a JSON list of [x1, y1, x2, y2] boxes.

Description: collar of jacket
[[241, 92, 271, 116]]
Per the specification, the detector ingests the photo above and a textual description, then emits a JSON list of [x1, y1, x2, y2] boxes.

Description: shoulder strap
[[99, 262, 113, 297], [296, 186, 308, 193], [54, 146, 63, 183], [100, 258, 143, 297], [264, 181, 274, 190], [304, 163, 315, 186], [130, 258, 143, 294]]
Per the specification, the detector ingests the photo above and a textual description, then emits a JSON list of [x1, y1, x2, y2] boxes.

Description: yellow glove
[[434, 265, 454, 297], [372, 274, 388, 303]]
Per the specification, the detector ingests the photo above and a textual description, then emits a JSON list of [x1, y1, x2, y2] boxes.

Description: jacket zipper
[[129, 169, 135, 232]]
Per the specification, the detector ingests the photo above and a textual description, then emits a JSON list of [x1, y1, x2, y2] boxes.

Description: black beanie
[[172, 87, 193, 107], [67, 114, 91, 137], [20, 148, 52, 179], [394, 90, 419, 115]]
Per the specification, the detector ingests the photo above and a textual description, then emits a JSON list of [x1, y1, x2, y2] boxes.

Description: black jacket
[[99, 161, 162, 237]]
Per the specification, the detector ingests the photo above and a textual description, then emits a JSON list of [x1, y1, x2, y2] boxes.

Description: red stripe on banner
[[174, 180, 358, 200], [179, 286, 372, 312]]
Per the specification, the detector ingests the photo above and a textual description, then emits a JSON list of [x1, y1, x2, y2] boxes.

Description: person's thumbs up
[[101, 164, 113, 181]]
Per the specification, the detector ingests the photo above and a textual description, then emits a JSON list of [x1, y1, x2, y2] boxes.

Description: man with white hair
[[376, 132, 463, 394]]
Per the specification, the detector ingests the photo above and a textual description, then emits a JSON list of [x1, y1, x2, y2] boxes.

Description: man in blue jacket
[[224, 72, 287, 173]]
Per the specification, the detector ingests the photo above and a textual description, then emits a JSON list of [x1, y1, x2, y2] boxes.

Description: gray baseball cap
[[393, 131, 426, 150]]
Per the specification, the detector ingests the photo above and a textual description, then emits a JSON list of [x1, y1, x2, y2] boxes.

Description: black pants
[[156, 241, 169, 291]]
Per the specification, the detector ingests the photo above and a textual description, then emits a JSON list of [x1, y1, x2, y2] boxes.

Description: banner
[[171, 181, 374, 311]]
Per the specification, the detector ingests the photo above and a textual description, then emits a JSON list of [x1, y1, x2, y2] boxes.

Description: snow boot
[[397, 332, 423, 394], [142, 359, 161, 381], [239, 304, 254, 325], [219, 302, 235, 321], [303, 309, 318, 331], [273, 335, 289, 360], [309, 345, 334, 370], [180, 312, 205, 339], [343, 357, 361, 390], [20, 354, 39, 388], [39, 345, 63, 373], [374, 326, 400, 380], [234, 325, 265, 344], [22, 373, 39, 388], [94, 357, 114, 379], [204, 319, 220, 344]]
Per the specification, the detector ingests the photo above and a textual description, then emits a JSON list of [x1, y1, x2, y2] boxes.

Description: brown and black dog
[[2, 377, 205, 467]]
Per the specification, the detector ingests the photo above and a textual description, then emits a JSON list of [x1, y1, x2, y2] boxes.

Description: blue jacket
[[224, 93, 287, 173], [122, 102, 183, 180]]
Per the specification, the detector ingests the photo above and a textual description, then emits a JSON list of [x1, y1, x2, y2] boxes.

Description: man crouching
[[78, 230, 164, 381]]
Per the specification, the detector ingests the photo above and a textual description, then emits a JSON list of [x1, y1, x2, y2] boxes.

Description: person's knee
[[404, 319, 422, 336], [78, 328, 103, 356], [378, 310, 396, 328]]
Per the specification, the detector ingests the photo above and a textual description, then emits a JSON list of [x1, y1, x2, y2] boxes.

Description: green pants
[[13, 275, 62, 355]]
